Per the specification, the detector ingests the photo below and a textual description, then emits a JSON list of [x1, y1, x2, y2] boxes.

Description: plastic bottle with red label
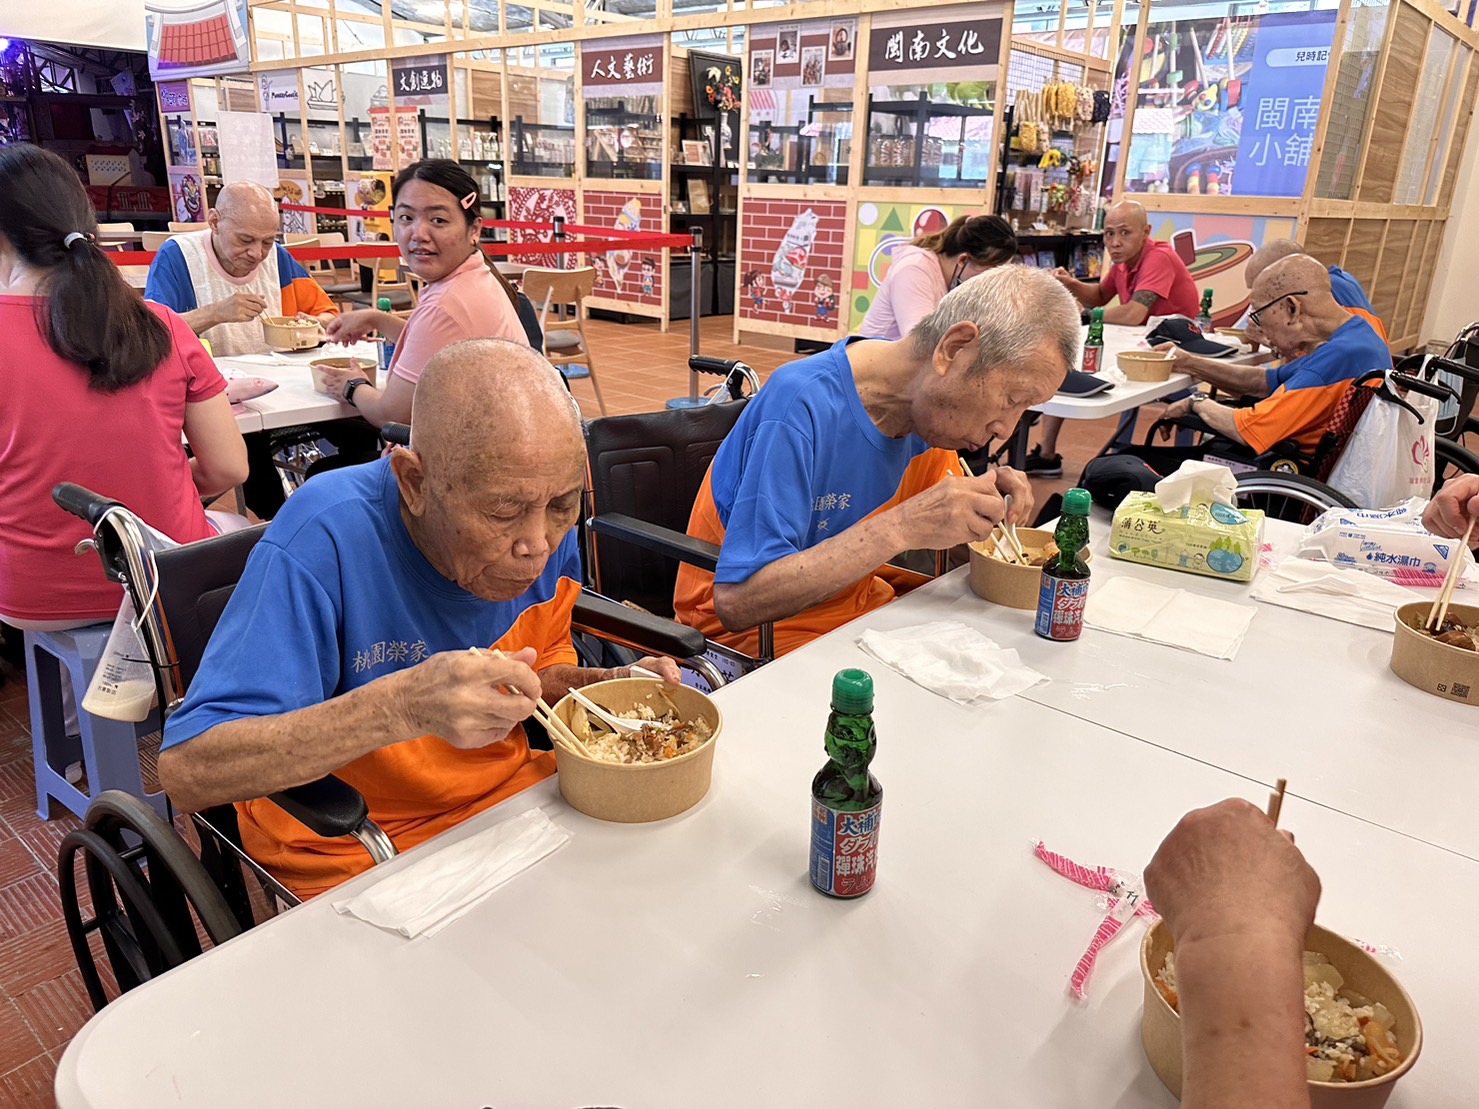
[[809, 669, 882, 898]]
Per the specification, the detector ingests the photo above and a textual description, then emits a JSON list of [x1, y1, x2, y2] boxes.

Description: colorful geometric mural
[[849, 200, 981, 331], [1148, 212, 1299, 326]]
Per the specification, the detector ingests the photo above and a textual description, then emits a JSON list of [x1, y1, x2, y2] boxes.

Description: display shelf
[[862, 92, 993, 189], [585, 100, 663, 180], [510, 117, 576, 177]]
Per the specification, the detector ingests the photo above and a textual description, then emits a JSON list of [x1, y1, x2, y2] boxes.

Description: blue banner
[[1232, 11, 1338, 197]]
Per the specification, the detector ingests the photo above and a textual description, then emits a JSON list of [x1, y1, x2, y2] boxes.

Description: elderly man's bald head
[[213, 180, 277, 221], [395, 339, 586, 600], [1245, 239, 1305, 288], [1253, 254, 1333, 304], [207, 180, 281, 277], [1248, 255, 1349, 357]]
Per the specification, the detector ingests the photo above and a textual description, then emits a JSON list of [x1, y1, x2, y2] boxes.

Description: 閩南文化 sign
[[867, 18, 1001, 73]]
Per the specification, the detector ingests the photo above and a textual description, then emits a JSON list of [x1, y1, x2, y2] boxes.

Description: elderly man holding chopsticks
[[157, 339, 680, 900], [674, 266, 1081, 658]]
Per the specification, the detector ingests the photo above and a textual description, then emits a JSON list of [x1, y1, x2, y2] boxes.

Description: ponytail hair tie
[[460, 191, 478, 210], [64, 232, 92, 250]]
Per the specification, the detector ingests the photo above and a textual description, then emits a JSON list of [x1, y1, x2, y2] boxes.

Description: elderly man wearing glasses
[[1152, 255, 1392, 457]]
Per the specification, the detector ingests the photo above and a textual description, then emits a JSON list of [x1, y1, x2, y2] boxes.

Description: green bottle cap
[[377, 297, 392, 311], [831, 669, 874, 715], [1091, 307, 1104, 322], [1064, 487, 1093, 515]]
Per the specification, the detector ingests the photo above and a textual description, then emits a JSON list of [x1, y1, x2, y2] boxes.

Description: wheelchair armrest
[[268, 775, 370, 840], [1142, 412, 1217, 444], [589, 512, 720, 574], [573, 591, 709, 661]]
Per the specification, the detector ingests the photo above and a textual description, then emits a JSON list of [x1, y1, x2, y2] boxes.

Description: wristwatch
[[1188, 392, 1209, 408], [342, 377, 371, 406]]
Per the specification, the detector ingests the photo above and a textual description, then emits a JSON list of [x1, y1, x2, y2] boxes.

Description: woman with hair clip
[[0, 144, 248, 630], [858, 213, 1018, 342], [321, 159, 530, 427]]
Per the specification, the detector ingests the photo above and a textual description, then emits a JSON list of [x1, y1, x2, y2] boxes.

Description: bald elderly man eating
[[145, 180, 337, 357], [159, 340, 679, 898]]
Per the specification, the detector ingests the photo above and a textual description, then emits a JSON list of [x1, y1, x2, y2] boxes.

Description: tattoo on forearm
[[1132, 290, 1160, 310]]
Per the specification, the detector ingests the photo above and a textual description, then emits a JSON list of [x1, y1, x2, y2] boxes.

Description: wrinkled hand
[[324, 308, 383, 345], [1146, 798, 1320, 949], [1152, 341, 1199, 376], [1424, 475, 1479, 539], [1157, 397, 1198, 439], [316, 361, 371, 398], [896, 474, 1009, 550], [994, 466, 1035, 526], [628, 656, 682, 684], [215, 292, 268, 325], [398, 646, 541, 749]]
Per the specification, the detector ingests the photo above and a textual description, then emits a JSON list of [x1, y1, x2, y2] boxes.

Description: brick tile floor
[[0, 313, 1146, 1107]]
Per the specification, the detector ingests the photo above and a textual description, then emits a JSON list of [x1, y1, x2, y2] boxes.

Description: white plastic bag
[[81, 593, 157, 722], [1327, 387, 1439, 509]]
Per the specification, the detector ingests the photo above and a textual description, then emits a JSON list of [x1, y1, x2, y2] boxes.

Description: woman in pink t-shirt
[[322, 160, 528, 427], [0, 145, 249, 627], [858, 214, 1017, 341]]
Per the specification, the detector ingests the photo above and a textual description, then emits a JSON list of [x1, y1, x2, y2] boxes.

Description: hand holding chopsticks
[[1426, 517, 1475, 631], [468, 647, 594, 759], [959, 458, 1027, 564]]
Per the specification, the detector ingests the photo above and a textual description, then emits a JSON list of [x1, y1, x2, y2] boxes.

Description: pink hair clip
[[460, 190, 478, 210]]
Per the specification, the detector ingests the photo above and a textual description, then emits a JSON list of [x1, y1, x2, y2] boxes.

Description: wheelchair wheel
[[1234, 471, 1356, 524], [1433, 438, 1479, 496], [58, 790, 242, 1012]]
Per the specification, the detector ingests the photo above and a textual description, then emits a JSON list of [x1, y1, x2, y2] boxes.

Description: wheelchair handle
[[1424, 356, 1479, 386], [1390, 372, 1457, 404], [53, 483, 123, 528], [688, 355, 749, 377], [380, 422, 411, 447]]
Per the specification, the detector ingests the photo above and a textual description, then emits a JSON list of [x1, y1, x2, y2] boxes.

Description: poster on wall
[[508, 186, 577, 269], [1145, 212, 1300, 324], [277, 172, 312, 236], [218, 109, 279, 188], [145, 0, 251, 81], [258, 71, 300, 114], [156, 80, 190, 115], [167, 165, 205, 224], [746, 19, 856, 179], [1116, 9, 1336, 196], [305, 68, 339, 114], [584, 192, 663, 308], [738, 199, 847, 330], [369, 106, 424, 171], [849, 202, 976, 331], [348, 173, 393, 243]]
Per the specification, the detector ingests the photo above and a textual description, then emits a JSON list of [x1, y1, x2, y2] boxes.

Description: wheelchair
[[52, 479, 716, 1012]]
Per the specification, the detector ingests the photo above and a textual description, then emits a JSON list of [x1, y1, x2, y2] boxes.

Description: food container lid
[[831, 668, 874, 714]]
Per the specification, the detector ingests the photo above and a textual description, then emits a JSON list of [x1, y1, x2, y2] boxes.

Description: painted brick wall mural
[[737, 199, 846, 329], [583, 190, 664, 308]]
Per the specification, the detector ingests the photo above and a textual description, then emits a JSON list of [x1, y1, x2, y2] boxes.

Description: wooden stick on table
[[1427, 518, 1475, 631]]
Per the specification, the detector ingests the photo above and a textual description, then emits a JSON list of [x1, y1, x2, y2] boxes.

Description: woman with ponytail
[[0, 144, 248, 627], [321, 159, 529, 427], [858, 214, 1018, 341]]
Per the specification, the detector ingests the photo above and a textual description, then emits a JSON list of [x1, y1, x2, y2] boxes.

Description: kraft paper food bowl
[[1215, 327, 1249, 345], [968, 528, 1090, 610], [1391, 601, 1479, 706], [309, 356, 377, 396], [551, 678, 721, 823], [261, 316, 323, 352], [1141, 921, 1421, 1108], [1117, 350, 1175, 381]]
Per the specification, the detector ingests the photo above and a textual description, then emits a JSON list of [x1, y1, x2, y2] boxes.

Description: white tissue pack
[[1109, 462, 1265, 583], [1296, 499, 1472, 582]]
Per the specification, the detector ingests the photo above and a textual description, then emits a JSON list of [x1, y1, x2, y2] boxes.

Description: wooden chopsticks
[[1426, 518, 1475, 631], [470, 648, 594, 759], [1266, 777, 1288, 828], [960, 458, 1027, 564]]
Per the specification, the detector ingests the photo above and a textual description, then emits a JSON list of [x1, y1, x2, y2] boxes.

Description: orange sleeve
[[283, 276, 339, 318], [501, 574, 580, 671], [1233, 381, 1351, 454], [1347, 306, 1387, 343]]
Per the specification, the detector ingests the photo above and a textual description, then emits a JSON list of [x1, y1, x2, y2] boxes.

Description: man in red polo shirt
[[1024, 200, 1200, 477]]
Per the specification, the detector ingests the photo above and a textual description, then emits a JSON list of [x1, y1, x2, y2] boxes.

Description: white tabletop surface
[[55, 542, 1479, 1106], [218, 341, 380, 431]]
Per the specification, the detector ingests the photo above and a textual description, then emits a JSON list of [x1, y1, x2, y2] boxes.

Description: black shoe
[[1021, 446, 1063, 478]]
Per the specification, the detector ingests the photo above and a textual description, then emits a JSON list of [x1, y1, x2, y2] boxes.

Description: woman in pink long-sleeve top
[[858, 214, 1017, 341]]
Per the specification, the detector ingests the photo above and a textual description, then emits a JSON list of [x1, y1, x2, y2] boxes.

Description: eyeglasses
[[1248, 291, 1308, 327]]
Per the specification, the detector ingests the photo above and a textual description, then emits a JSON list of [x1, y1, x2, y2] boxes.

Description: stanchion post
[[553, 214, 566, 271], [667, 227, 707, 410]]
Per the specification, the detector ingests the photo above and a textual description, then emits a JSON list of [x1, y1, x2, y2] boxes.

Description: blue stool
[[24, 625, 167, 822]]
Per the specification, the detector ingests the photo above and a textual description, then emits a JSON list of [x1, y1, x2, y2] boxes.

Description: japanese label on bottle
[[1081, 345, 1101, 374], [810, 799, 881, 898], [1035, 574, 1089, 640]]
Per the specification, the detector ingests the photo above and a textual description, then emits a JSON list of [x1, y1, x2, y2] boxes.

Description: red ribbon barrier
[[279, 205, 579, 237]]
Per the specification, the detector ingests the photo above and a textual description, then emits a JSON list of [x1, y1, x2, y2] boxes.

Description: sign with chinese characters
[[1231, 11, 1337, 197], [868, 14, 1001, 76], [391, 54, 449, 107], [581, 34, 662, 96], [157, 80, 191, 115], [368, 106, 423, 171]]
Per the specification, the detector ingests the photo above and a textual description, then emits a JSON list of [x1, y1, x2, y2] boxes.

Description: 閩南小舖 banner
[[1230, 11, 1338, 197]]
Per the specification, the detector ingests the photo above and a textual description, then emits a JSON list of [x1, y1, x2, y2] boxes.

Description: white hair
[[909, 265, 1079, 377]]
